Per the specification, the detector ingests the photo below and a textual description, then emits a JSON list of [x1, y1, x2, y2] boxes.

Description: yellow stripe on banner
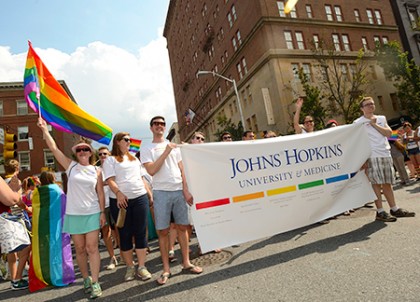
[[232, 192, 265, 203], [267, 185, 297, 196]]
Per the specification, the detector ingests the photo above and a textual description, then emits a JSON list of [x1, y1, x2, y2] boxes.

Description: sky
[[0, 0, 174, 146]]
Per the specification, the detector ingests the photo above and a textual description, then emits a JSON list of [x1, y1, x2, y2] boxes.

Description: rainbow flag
[[24, 41, 112, 144], [129, 138, 142, 153], [29, 184, 75, 292], [388, 130, 399, 141]]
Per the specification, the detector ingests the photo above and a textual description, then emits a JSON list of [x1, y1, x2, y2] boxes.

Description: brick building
[[0, 81, 79, 179], [164, 0, 403, 141], [390, 0, 420, 65]]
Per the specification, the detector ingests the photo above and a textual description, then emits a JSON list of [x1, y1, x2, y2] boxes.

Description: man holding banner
[[354, 97, 415, 222], [141, 116, 203, 286]]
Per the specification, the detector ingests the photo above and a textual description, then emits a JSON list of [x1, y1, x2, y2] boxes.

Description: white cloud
[[0, 34, 176, 146]]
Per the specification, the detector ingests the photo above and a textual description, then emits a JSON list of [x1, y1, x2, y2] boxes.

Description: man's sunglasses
[[152, 121, 166, 127], [98, 152, 109, 156], [222, 136, 232, 140], [195, 136, 205, 141]]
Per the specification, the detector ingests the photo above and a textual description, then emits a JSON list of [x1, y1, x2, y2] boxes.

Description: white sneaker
[[137, 266, 152, 281], [124, 266, 136, 281], [106, 256, 118, 270]]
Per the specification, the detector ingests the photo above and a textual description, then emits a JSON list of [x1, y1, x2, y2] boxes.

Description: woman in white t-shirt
[[102, 132, 153, 282], [293, 97, 315, 134], [38, 118, 105, 298]]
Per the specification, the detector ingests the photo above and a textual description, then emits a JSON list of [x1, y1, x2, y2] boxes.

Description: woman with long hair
[[38, 118, 105, 299], [102, 132, 153, 282]]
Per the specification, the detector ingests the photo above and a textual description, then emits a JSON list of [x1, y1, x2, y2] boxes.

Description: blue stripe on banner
[[325, 174, 349, 184], [350, 172, 357, 178]]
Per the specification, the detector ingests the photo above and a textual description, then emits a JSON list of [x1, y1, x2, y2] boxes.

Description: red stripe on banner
[[196, 198, 230, 210]]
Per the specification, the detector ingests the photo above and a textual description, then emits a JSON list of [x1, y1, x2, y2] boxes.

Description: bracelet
[[115, 190, 121, 196]]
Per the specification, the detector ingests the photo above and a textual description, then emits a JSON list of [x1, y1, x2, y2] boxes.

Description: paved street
[[1, 182, 419, 302]]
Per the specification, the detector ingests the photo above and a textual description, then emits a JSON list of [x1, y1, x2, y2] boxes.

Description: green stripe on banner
[[298, 180, 324, 190], [38, 186, 51, 285]]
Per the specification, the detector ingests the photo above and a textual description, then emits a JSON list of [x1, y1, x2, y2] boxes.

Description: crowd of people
[[0, 99, 418, 297]]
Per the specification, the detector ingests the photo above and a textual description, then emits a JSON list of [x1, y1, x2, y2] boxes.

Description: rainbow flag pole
[[24, 41, 113, 144]]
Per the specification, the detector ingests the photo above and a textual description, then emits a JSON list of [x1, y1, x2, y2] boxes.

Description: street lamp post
[[196, 70, 245, 128]]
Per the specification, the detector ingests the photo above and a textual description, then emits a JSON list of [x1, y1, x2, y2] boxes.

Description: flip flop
[[182, 265, 203, 275], [156, 272, 171, 285]]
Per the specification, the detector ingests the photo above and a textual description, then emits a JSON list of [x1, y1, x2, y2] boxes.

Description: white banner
[[180, 123, 376, 253]]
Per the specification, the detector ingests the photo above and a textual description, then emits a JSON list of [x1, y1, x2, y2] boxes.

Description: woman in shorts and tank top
[[38, 118, 105, 298]]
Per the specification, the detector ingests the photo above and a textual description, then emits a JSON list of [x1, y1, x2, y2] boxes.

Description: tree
[[295, 67, 328, 130], [375, 41, 420, 122], [311, 42, 372, 123], [214, 115, 243, 141]]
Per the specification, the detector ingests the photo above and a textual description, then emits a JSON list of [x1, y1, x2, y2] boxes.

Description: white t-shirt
[[353, 115, 391, 158], [102, 155, 147, 199], [66, 161, 100, 215], [141, 141, 183, 191]]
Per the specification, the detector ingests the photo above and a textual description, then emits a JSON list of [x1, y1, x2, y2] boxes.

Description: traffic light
[[3, 132, 17, 160]]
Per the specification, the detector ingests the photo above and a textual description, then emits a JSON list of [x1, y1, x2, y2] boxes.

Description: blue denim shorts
[[407, 147, 420, 156], [153, 190, 189, 230]]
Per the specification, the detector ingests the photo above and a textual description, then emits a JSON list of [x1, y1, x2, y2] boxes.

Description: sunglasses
[[363, 102, 375, 107], [98, 152, 109, 156], [122, 137, 131, 142], [152, 121, 166, 127], [304, 120, 314, 124], [222, 136, 232, 140], [195, 136, 205, 141], [76, 147, 91, 153]]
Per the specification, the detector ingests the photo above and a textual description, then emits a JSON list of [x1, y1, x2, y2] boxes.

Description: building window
[[227, 12, 233, 27], [0, 101, 3, 116], [18, 152, 31, 171], [313, 34, 320, 49], [284, 31, 294, 49], [302, 63, 312, 81], [291, 63, 300, 79], [366, 9, 374, 24], [251, 114, 259, 132], [382, 36, 389, 45], [231, 5, 237, 21], [306, 5, 313, 18], [220, 27, 224, 40], [354, 9, 361, 22], [332, 34, 341, 51], [325, 5, 333, 21], [349, 64, 357, 78], [16, 100, 28, 115], [18, 126, 29, 141], [340, 64, 349, 81], [342, 34, 351, 51], [241, 57, 248, 74], [44, 150, 55, 168], [246, 85, 253, 104], [373, 36, 380, 46], [374, 10, 383, 25], [232, 37, 237, 51], [295, 32, 305, 49], [408, 6, 419, 29], [289, 6, 297, 18], [334, 6, 343, 22], [277, 1, 286, 17], [236, 30, 242, 45], [390, 93, 399, 111], [237, 63, 243, 79], [361, 37, 369, 50]]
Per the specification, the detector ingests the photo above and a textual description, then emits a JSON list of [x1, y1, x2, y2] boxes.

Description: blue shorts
[[407, 148, 420, 156], [153, 190, 189, 230]]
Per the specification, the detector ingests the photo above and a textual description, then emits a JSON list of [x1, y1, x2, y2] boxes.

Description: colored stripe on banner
[[267, 185, 297, 196], [232, 192, 265, 203], [325, 174, 349, 184], [196, 198, 230, 210], [298, 180, 324, 190]]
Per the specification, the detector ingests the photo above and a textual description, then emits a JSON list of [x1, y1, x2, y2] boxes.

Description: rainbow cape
[[29, 184, 75, 292], [129, 138, 142, 153], [23, 41, 112, 144]]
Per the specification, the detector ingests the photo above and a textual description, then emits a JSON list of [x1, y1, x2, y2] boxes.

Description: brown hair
[[111, 132, 136, 163], [359, 96, 373, 108], [40, 171, 56, 185]]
